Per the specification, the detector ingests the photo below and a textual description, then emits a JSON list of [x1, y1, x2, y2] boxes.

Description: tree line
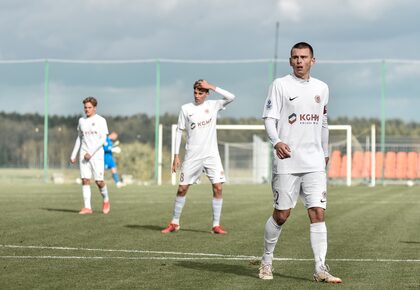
[[1, 111, 419, 169]]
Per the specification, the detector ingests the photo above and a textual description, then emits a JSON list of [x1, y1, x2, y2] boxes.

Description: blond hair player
[[70, 96, 110, 215]]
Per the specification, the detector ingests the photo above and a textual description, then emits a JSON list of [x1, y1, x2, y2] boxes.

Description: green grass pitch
[[1, 182, 419, 289]]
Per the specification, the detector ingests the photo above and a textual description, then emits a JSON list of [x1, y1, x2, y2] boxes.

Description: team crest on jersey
[[266, 99, 272, 110], [190, 123, 196, 130], [288, 113, 297, 124], [205, 109, 209, 114], [314, 95, 321, 103]]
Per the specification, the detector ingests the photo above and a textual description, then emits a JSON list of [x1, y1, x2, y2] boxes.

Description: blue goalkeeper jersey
[[104, 136, 116, 169]]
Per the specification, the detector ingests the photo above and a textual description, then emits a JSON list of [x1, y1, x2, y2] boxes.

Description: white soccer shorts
[[79, 156, 105, 181], [271, 171, 327, 210], [179, 155, 226, 185]]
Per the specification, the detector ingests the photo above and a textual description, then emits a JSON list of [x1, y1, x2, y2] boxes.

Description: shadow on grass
[[175, 261, 311, 281], [400, 240, 420, 244], [124, 224, 209, 233], [41, 208, 79, 213]]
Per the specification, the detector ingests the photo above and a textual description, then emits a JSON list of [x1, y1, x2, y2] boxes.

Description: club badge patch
[[266, 100, 272, 110]]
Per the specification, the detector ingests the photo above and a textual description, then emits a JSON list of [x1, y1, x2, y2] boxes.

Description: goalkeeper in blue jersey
[[104, 131, 124, 188]]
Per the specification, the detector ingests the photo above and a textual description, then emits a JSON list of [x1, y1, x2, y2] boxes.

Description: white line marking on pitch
[[0, 244, 255, 258], [1, 244, 419, 262]]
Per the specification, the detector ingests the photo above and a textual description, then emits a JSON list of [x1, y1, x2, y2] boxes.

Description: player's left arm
[[322, 91, 329, 166], [200, 80, 235, 106]]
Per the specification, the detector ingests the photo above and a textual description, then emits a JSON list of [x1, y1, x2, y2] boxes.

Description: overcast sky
[[1, 0, 420, 121]]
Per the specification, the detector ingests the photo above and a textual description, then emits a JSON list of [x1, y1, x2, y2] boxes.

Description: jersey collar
[[290, 73, 311, 83]]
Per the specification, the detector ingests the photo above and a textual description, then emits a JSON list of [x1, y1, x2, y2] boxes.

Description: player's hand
[[112, 147, 122, 154], [84, 153, 92, 161], [274, 142, 291, 159], [70, 158, 76, 164], [172, 155, 180, 173], [198, 80, 215, 91]]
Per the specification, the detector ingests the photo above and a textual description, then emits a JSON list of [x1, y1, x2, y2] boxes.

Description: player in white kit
[[70, 96, 111, 215], [161, 80, 235, 234], [258, 42, 342, 283]]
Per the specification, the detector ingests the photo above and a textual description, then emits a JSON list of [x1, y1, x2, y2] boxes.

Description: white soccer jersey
[[71, 114, 109, 160], [176, 87, 235, 161], [262, 74, 329, 174]]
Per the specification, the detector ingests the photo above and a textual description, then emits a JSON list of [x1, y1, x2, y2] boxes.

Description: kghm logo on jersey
[[197, 118, 212, 128], [190, 122, 196, 130], [83, 130, 99, 135], [314, 95, 321, 103], [299, 113, 320, 124], [288, 113, 297, 124], [266, 99, 272, 110]]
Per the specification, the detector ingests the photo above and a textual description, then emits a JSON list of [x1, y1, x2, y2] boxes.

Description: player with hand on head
[[161, 79, 235, 234], [104, 131, 124, 188], [70, 96, 111, 215], [258, 42, 341, 283]]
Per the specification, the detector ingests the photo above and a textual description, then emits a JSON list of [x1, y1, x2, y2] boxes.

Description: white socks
[[170, 196, 223, 227], [99, 185, 109, 202], [171, 195, 186, 225], [82, 185, 109, 209], [212, 198, 223, 227], [261, 218, 328, 271], [82, 185, 91, 209], [262, 216, 282, 265], [310, 222, 328, 273]]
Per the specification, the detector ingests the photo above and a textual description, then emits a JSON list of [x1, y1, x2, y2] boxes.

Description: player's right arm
[[172, 154, 181, 173], [70, 135, 81, 164], [172, 109, 185, 173], [262, 79, 290, 159], [70, 120, 82, 163], [264, 117, 291, 159]]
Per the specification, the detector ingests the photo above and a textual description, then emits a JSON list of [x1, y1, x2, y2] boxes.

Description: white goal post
[[168, 124, 353, 186]]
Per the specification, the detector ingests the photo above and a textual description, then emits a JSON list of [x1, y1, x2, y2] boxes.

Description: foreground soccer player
[[161, 80, 235, 234], [259, 42, 341, 283], [70, 97, 111, 215]]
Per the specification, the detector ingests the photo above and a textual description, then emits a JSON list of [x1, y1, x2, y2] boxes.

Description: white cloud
[[1, 0, 420, 121], [276, 0, 301, 22]]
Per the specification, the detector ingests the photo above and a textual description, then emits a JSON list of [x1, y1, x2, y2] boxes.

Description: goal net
[[170, 124, 353, 185]]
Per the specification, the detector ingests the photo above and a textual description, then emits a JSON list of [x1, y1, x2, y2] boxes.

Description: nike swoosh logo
[[289, 97, 298, 101]]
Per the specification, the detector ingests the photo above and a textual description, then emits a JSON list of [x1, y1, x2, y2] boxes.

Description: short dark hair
[[83, 96, 97, 107], [291, 42, 314, 57], [193, 79, 209, 93]]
